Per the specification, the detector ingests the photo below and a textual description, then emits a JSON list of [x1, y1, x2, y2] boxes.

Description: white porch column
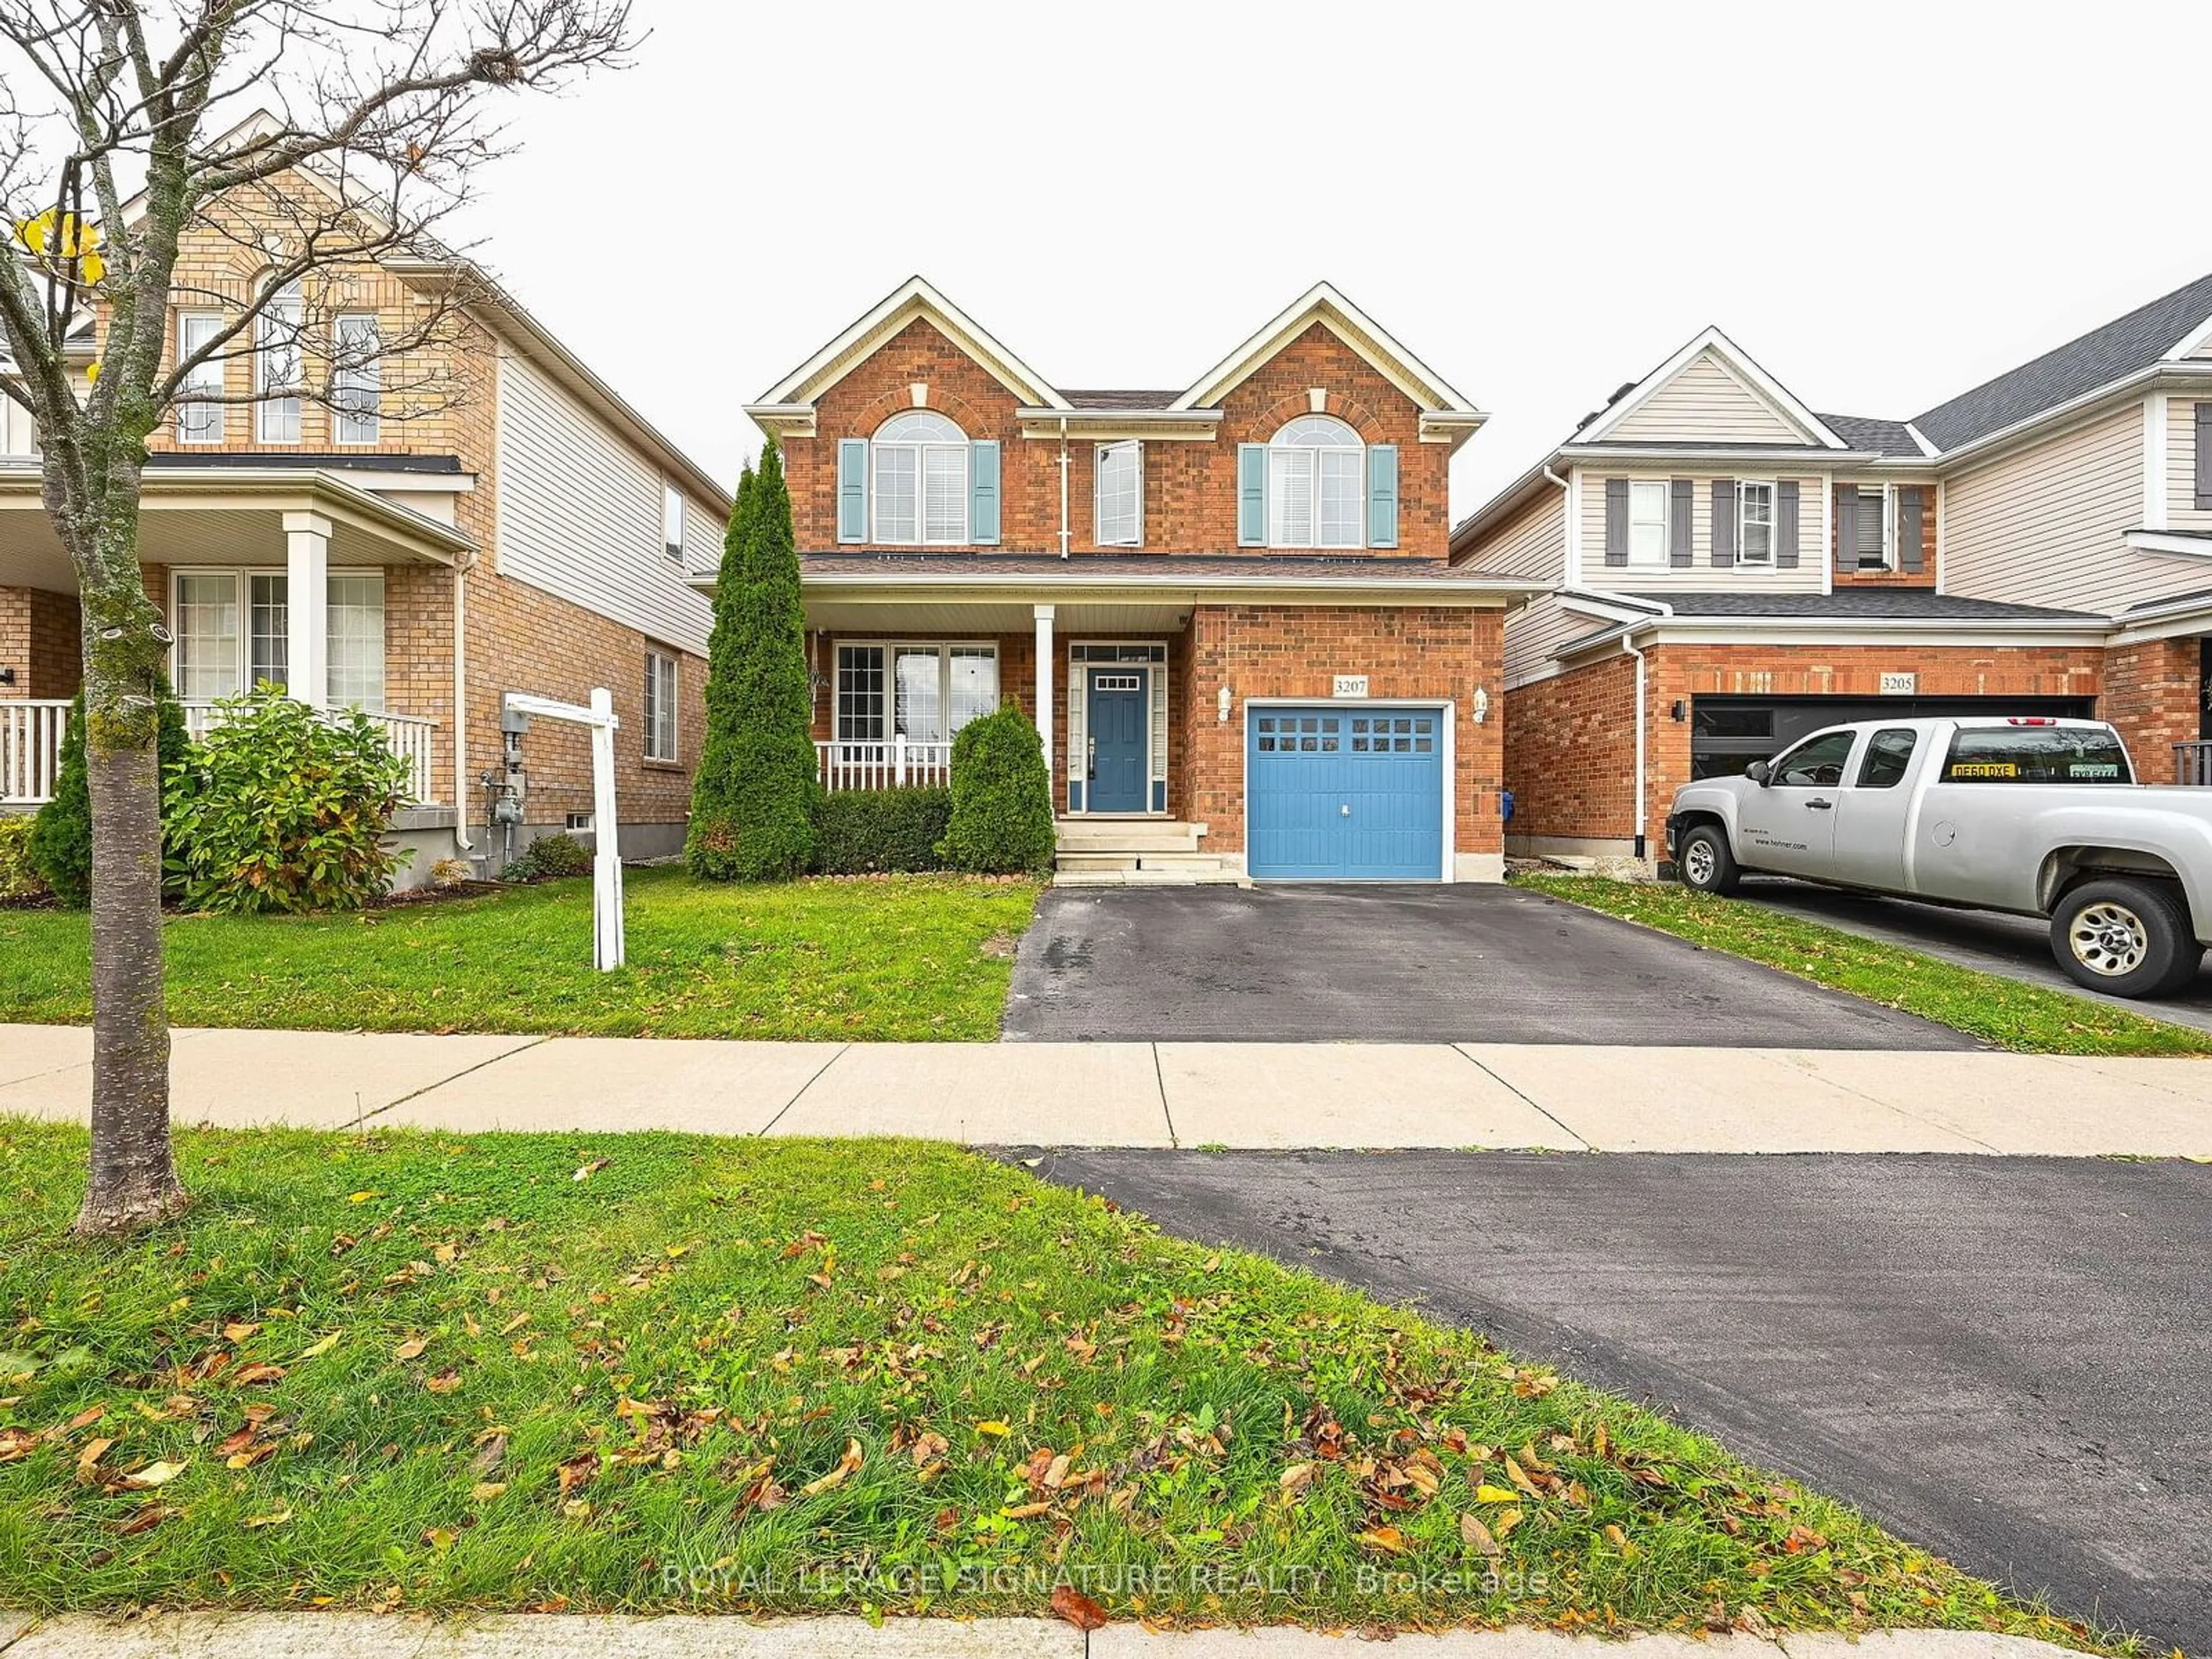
[[1032, 603, 1055, 790], [283, 510, 331, 708]]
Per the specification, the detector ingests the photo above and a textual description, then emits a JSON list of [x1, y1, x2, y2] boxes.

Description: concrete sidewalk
[[3, 1024, 2208, 1154], [0, 1613, 2090, 1659]]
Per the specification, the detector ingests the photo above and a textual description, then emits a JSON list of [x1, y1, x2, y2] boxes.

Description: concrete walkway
[[0, 1613, 2090, 1659], [3, 1024, 2208, 1154]]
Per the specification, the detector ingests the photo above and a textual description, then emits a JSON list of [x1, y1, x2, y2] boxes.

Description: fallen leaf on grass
[[423, 1369, 463, 1395], [1604, 1522, 1640, 1561], [393, 1336, 429, 1362], [243, 1506, 292, 1529], [116, 1504, 177, 1535], [122, 1459, 188, 1489], [556, 1452, 600, 1494], [1491, 1506, 1524, 1540], [1050, 1585, 1109, 1630], [1357, 1525, 1410, 1555], [222, 1322, 260, 1342], [800, 1438, 863, 1497], [1460, 1513, 1501, 1556], [296, 1333, 342, 1361], [229, 1363, 286, 1388], [572, 1159, 609, 1183], [471, 1482, 507, 1501], [974, 1420, 1010, 1438], [1474, 1483, 1520, 1504]]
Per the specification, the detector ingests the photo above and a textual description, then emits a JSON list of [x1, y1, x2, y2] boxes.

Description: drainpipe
[[1624, 633, 1647, 863], [451, 558, 472, 853], [1057, 417, 1070, 558], [1542, 465, 1570, 492]]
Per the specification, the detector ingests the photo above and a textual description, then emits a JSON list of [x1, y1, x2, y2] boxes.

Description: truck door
[[1738, 727, 1856, 878], [1827, 727, 1919, 891]]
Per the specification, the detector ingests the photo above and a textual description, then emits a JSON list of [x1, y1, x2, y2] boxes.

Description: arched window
[[873, 410, 968, 544], [1268, 415, 1365, 549]]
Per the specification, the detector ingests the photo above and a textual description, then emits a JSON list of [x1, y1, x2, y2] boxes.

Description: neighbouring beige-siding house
[[1456, 275, 2212, 862], [0, 115, 726, 886]]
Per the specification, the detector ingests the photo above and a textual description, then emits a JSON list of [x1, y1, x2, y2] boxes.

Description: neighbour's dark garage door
[[1691, 694, 2096, 779]]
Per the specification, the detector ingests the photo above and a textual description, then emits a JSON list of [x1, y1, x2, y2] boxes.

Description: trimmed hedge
[[937, 705, 1056, 876], [812, 786, 952, 874]]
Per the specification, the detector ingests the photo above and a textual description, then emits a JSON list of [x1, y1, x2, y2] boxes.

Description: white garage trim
[[1241, 697, 1456, 883]]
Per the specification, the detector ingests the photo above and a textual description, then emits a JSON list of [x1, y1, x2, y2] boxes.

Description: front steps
[[1051, 819, 1248, 887]]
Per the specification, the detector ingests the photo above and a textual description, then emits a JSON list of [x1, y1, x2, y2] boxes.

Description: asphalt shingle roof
[[1816, 413, 1923, 458], [1913, 272, 2212, 452], [1055, 388, 1183, 410], [1622, 590, 2104, 620]]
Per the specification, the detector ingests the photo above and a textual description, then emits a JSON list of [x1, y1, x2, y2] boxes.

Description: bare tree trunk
[[71, 495, 185, 1237]]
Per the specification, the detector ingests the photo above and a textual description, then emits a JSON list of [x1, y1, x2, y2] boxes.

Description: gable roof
[[1574, 326, 1845, 449], [1913, 271, 2212, 452], [1167, 282, 1486, 435], [1816, 412, 1926, 459], [755, 275, 1070, 411]]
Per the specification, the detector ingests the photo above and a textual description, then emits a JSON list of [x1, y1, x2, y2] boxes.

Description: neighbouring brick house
[[0, 113, 723, 884], [1455, 281, 2212, 863], [724, 277, 1531, 882]]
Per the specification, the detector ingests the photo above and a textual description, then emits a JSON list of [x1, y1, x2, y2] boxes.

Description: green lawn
[[0, 869, 1039, 1041], [1515, 874, 2212, 1058], [0, 1124, 2115, 1643]]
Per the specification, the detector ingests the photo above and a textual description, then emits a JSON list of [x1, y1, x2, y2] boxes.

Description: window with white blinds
[[1267, 415, 1365, 549], [872, 411, 968, 545], [1095, 441, 1142, 546], [327, 574, 385, 709], [1627, 480, 1669, 566], [1856, 485, 1892, 569], [1737, 481, 1775, 565], [168, 570, 384, 707]]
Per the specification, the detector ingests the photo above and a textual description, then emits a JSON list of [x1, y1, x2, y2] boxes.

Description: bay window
[[871, 411, 968, 544], [834, 642, 998, 744], [1267, 415, 1364, 549], [169, 569, 384, 707]]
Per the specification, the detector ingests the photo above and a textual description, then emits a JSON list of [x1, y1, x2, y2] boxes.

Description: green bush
[[527, 831, 592, 877], [162, 691, 411, 914], [0, 816, 48, 903], [937, 706, 1056, 876], [687, 443, 819, 881], [812, 786, 952, 874], [28, 679, 192, 908]]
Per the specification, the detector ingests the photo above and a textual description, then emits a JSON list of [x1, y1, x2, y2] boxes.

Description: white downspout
[[451, 559, 472, 852], [1057, 417, 1070, 558], [1624, 634, 1647, 864]]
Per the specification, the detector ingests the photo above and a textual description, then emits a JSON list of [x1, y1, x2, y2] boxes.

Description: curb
[[0, 1615, 2090, 1659]]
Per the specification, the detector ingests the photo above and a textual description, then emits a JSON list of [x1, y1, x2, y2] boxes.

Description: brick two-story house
[[1456, 276, 2212, 863], [0, 113, 725, 884], [721, 278, 1531, 882]]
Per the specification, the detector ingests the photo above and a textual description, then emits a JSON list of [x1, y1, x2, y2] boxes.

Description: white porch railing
[[816, 737, 954, 791], [1, 699, 69, 805], [2, 698, 437, 807]]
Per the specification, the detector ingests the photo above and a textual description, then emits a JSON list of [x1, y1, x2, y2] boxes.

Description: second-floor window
[[1095, 441, 1142, 546], [333, 313, 381, 444], [256, 283, 303, 444], [175, 312, 224, 444], [1847, 484, 1894, 570], [1268, 415, 1363, 549], [662, 481, 685, 562], [1627, 480, 1669, 566], [872, 411, 968, 544], [1737, 481, 1775, 565]]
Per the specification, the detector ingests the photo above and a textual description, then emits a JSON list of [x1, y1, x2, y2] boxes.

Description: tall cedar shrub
[[937, 704, 1056, 875], [161, 691, 411, 914], [28, 679, 192, 909], [687, 444, 820, 880]]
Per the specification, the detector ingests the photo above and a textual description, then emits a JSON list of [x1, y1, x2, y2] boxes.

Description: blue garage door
[[1248, 706, 1445, 881]]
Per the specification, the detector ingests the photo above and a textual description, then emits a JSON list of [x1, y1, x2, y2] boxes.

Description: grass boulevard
[[0, 1122, 2126, 1646]]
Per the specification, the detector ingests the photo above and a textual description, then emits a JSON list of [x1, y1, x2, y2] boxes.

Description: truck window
[[1856, 728, 1917, 789], [1938, 726, 2134, 785], [1772, 729, 1855, 787]]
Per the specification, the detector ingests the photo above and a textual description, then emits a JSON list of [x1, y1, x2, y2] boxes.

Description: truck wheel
[[1677, 824, 1740, 895], [2050, 879, 2201, 998]]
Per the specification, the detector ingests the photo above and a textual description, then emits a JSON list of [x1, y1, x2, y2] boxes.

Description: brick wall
[[2102, 637, 2203, 780], [0, 586, 79, 698], [1502, 653, 1640, 845], [1831, 483, 1938, 588], [1180, 604, 1503, 862], [783, 319, 1446, 559]]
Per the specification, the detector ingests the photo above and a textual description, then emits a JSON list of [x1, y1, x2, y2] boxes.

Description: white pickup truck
[[1665, 716, 2212, 998]]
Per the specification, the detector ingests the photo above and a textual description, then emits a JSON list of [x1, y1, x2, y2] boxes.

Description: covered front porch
[[0, 464, 471, 808]]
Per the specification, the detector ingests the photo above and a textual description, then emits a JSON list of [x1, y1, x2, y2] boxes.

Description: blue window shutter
[[970, 440, 1001, 544], [1237, 444, 1267, 546], [837, 439, 868, 543], [1366, 444, 1399, 548]]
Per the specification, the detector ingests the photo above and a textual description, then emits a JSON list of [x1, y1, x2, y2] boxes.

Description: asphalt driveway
[[1016, 1147, 2212, 1654], [1003, 884, 1975, 1047], [1736, 877, 2212, 1036]]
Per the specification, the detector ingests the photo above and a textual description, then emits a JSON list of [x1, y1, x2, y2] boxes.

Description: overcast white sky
[[457, 0, 2211, 518]]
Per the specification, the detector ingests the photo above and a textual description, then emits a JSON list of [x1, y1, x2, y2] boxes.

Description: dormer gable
[[1575, 327, 1844, 450]]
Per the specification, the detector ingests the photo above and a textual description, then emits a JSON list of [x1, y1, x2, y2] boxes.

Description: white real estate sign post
[[502, 688, 626, 971]]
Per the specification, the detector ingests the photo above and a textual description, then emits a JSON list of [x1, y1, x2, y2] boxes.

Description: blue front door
[[1087, 671, 1147, 812]]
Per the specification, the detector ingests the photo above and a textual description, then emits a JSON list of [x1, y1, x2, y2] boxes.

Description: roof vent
[[1605, 381, 1638, 407]]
